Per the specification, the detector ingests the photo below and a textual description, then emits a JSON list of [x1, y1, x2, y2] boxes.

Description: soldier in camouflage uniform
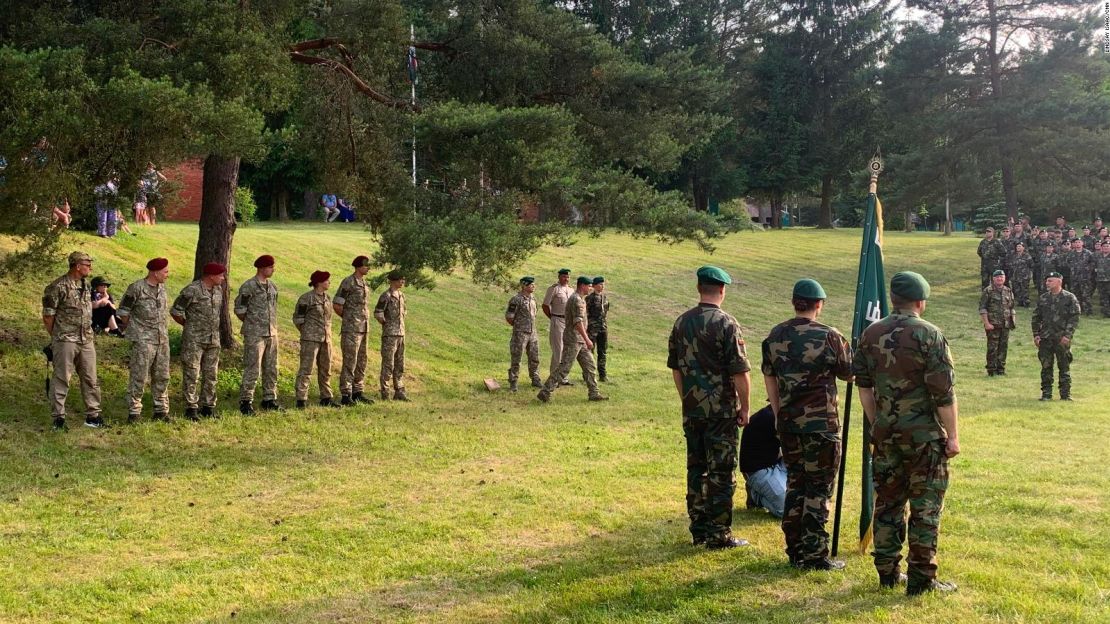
[[1057, 239, 1073, 289], [1080, 226, 1097, 253], [333, 255, 373, 405], [1095, 242, 1110, 318], [667, 265, 752, 550], [1037, 243, 1059, 295], [977, 228, 1006, 288], [42, 251, 104, 429], [1032, 272, 1081, 401], [1030, 230, 1051, 288], [171, 262, 226, 420], [505, 276, 542, 392], [585, 276, 610, 382], [375, 270, 408, 401], [761, 279, 852, 571], [293, 271, 337, 408], [979, 270, 1016, 376], [235, 255, 281, 413], [117, 258, 171, 422], [853, 271, 960, 596], [1066, 239, 1094, 316], [537, 276, 608, 402], [1007, 243, 1033, 307]]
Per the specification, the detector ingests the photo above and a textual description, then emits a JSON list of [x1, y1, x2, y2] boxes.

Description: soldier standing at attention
[[761, 279, 853, 571], [1037, 242, 1059, 296], [505, 276, 542, 392], [1067, 239, 1095, 316], [42, 251, 103, 429], [171, 262, 226, 420], [235, 255, 281, 414], [1057, 239, 1073, 289], [1094, 242, 1110, 318], [1031, 229, 1051, 289], [1032, 272, 1081, 401], [979, 270, 1016, 377], [538, 276, 609, 403], [333, 255, 373, 405], [293, 271, 337, 409], [375, 270, 408, 401], [854, 271, 960, 596], [542, 269, 575, 385], [585, 276, 610, 382], [117, 258, 171, 423], [1008, 243, 1033, 307], [667, 266, 751, 549], [977, 228, 1005, 288]]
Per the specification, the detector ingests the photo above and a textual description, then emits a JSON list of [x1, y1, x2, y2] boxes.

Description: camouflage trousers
[[128, 340, 170, 415], [1011, 279, 1030, 306], [1099, 281, 1110, 317], [295, 340, 333, 401], [589, 329, 608, 379], [985, 328, 1010, 374], [181, 339, 220, 410], [1073, 282, 1093, 315], [780, 431, 840, 563], [871, 439, 949, 587], [979, 267, 991, 289], [540, 339, 601, 398], [339, 331, 368, 395], [241, 334, 279, 402], [548, 316, 567, 381], [683, 416, 739, 542], [508, 331, 541, 385], [50, 340, 101, 419], [380, 335, 405, 394], [1038, 338, 1072, 398]]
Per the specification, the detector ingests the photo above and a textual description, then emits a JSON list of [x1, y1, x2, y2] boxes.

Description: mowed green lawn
[[0, 223, 1106, 623]]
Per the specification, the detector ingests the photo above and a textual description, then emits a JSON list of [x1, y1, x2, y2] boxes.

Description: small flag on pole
[[406, 45, 418, 84]]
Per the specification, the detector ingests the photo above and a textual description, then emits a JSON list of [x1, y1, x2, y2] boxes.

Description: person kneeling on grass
[[740, 404, 786, 519]]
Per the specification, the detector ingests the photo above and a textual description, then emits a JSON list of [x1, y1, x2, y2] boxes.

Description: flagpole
[[410, 23, 417, 188], [831, 382, 853, 557]]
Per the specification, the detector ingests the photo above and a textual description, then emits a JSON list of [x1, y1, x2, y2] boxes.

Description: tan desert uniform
[[375, 289, 407, 397], [543, 281, 575, 380], [293, 289, 334, 401], [172, 280, 223, 410], [42, 272, 102, 419], [235, 276, 279, 402], [333, 273, 370, 396], [117, 279, 171, 416]]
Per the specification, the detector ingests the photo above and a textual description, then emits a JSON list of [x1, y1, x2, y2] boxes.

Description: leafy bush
[[235, 186, 258, 225], [717, 199, 759, 231]]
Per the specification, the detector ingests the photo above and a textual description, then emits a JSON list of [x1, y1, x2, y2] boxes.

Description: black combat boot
[[84, 415, 106, 428], [879, 572, 908, 589], [393, 390, 409, 401], [352, 392, 374, 405], [240, 401, 255, 415], [127, 412, 141, 424], [184, 408, 200, 422], [340, 395, 352, 406], [798, 558, 846, 571], [906, 579, 957, 596], [704, 535, 750, 550], [295, 400, 307, 409], [259, 399, 284, 412], [52, 417, 68, 431], [152, 411, 170, 422], [199, 405, 214, 418]]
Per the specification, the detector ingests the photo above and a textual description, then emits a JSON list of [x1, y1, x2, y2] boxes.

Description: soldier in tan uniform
[[537, 276, 608, 402], [375, 270, 408, 401], [293, 270, 337, 409], [543, 268, 575, 385], [333, 255, 373, 405], [505, 276, 543, 392], [117, 257, 171, 423], [235, 254, 281, 414], [42, 251, 103, 429], [171, 262, 226, 420]]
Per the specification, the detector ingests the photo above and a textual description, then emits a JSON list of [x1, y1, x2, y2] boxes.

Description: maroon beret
[[310, 270, 330, 285], [253, 254, 275, 268], [352, 255, 370, 268], [146, 257, 169, 271], [202, 262, 226, 276]]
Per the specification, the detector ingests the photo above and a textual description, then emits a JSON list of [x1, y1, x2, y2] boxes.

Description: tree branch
[[290, 51, 418, 111]]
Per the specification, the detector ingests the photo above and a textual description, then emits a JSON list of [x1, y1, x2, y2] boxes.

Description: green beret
[[558, 268, 571, 275], [792, 278, 826, 300], [592, 276, 605, 285], [576, 276, 592, 286], [985, 227, 994, 232], [387, 270, 404, 281], [68, 251, 93, 266], [890, 271, 930, 301], [1045, 271, 1063, 280], [696, 265, 732, 286], [991, 270, 1005, 277], [520, 276, 535, 285]]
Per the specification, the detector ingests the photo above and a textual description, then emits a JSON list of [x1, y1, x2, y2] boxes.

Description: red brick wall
[[162, 159, 204, 222]]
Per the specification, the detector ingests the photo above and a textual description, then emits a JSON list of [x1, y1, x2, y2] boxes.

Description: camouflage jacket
[[293, 290, 332, 343], [563, 291, 588, 345], [1030, 237, 1052, 259], [760, 318, 853, 434], [117, 279, 169, 344], [333, 273, 370, 334], [171, 280, 222, 346], [505, 292, 537, 335], [42, 274, 94, 344], [977, 239, 1006, 269], [667, 303, 751, 420], [978, 285, 1015, 328], [1065, 249, 1094, 281], [1094, 253, 1110, 282], [234, 276, 278, 338], [374, 289, 406, 336], [585, 291, 609, 334], [1038, 252, 1061, 279], [1032, 289, 1080, 340], [852, 310, 955, 445], [1007, 252, 1033, 282]]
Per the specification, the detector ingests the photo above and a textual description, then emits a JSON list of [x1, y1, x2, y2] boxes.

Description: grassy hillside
[[0, 223, 1106, 623]]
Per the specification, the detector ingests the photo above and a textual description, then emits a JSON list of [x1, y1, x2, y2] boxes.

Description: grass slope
[[0, 223, 1106, 623]]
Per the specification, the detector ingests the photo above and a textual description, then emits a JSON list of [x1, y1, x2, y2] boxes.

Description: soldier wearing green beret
[[537, 276, 608, 402], [585, 276, 610, 382], [375, 270, 408, 400], [853, 271, 960, 595], [1032, 272, 1081, 401], [505, 276, 543, 392], [1095, 242, 1110, 317], [41, 251, 104, 429], [761, 278, 853, 570], [979, 270, 1016, 377], [667, 266, 751, 550]]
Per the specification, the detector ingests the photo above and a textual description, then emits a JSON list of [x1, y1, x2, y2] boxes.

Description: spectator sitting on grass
[[321, 193, 339, 222], [337, 198, 355, 222], [91, 276, 123, 337]]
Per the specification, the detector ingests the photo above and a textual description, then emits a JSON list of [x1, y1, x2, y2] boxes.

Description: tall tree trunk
[[904, 207, 915, 233], [691, 172, 708, 212], [195, 154, 240, 348], [987, 0, 1019, 223], [277, 187, 289, 222], [943, 184, 952, 236], [770, 191, 784, 230], [304, 190, 318, 220], [817, 173, 833, 229]]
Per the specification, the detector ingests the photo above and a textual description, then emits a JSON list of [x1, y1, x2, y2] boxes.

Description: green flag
[[851, 191, 887, 553]]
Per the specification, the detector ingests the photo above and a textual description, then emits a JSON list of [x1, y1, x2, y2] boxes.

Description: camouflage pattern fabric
[[294, 290, 334, 401], [117, 280, 169, 344], [1065, 249, 1095, 314], [683, 417, 739, 543], [585, 291, 609, 379], [506, 292, 541, 385], [374, 290, 406, 337], [42, 274, 95, 343], [296, 340, 333, 401], [334, 273, 370, 334], [1037, 252, 1060, 294], [173, 280, 223, 410], [540, 292, 602, 397], [181, 341, 220, 410], [380, 335, 405, 395], [1007, 251, 1033, 306], [234, 277, 278, 338], [779, 431, 840, 563], [43, 273, 101, 419], [1030, 236, 1051, 285], [339, 332, 368, 395], [293, 290, 332, 342], [1032, 289, 1080, 398], [978, 285, 1015, 374], [977, 239, 1006, 287], [117, 279, 170, 416], [1096, 253, 1110, 317], [760, 318, 853, 433]]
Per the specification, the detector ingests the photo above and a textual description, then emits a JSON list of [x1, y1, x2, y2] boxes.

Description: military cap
[[1045, 271, 1063, 280], [352, 255, 370, 268], [520, 276, 535, 285], [889, 271, 930, 301], [592, 276, 605, 285], [202, 262, 226, 276], [254, 254, 275, 268], [984, 227, 994, 232], [309, 270, 330, 285], [1083, 226, 1091, 231], [146, 257, 169, 271], [91, 276, 111, 288], [67, 251, 93, 266], [387, 269, 404, 281], [792, 278, 826, 300], [992, 270, 1005, 277], [696, 265, 732, 285], [557, 268, 571, 275], [576, 276, 592, 286]]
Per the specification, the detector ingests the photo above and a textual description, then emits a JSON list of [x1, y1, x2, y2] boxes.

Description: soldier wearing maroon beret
[[172, 262, 227, 419], [118, 258, 172, 422], [235, 255, 281, 413], [292, 270, 337, 409]]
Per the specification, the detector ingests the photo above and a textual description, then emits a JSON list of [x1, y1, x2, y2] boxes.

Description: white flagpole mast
[[410, 23, 417, 188]]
